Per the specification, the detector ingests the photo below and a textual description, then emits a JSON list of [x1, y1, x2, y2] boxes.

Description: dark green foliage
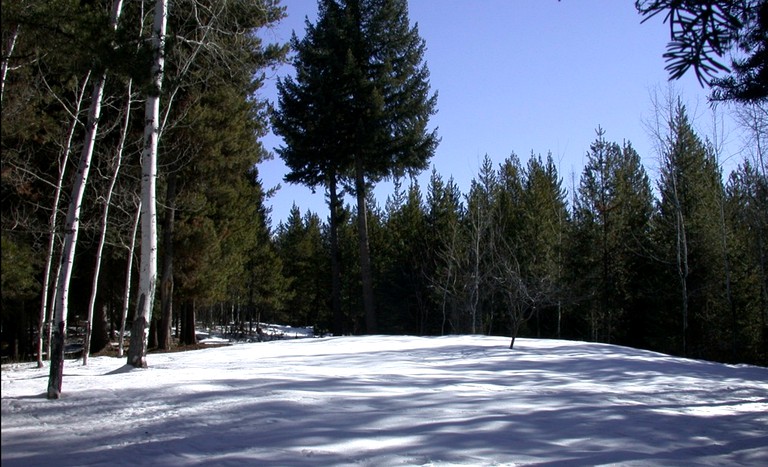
[[572, 130, 655, 344], [637, 0, 768, 102], [725, 161, 768, 362], [276, 207, 328, 328], [274, 0, 438, 333], [711, 1, 768, 102], [377, 180, 431, 334], [518, 154, 570, 339], [0, 235, 40, 360], [425, 169, 464, 335], [652, 103, 730, 359]]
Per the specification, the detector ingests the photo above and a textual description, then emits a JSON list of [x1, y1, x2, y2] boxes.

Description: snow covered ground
[[2, 335, 767, 466]]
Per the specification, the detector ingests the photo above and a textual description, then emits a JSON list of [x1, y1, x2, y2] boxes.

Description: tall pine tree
[[274, 0, 437, 333], [653, 102, 727, 359]]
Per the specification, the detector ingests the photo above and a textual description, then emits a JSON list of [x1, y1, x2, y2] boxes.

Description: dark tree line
[[268, 107, 767, 364]]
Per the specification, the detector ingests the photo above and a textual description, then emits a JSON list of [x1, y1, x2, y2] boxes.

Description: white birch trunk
[[127, 0, 167, 368], [47, 0, 124, 399], [119, 199, 141, 358], [82, 78, 133, 365], [36, 71, 91, 368]]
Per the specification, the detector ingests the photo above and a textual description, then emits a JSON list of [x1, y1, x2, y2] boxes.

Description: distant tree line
[[2, 0, 766, 372], [269, 98, 766, 365]]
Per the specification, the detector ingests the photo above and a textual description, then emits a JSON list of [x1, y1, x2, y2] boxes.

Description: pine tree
[[426, 169, 464, 335], [493, 154, 526, 341], [274, 0, 438, 334], [572, 129, 620, 342], [653, 102, 728, 358], [519, 153, 569, 339], [611, 142, 656, 349], [464, 156, 499, 335], [572, 130, 657, 345], [379, 179, 429, 333], [276, 206, 328, 328], [637, 0, 768, 102], [726, 161, 768, 363]]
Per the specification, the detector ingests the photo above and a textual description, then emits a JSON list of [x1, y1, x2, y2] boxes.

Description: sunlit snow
[[2, 335, 767, 466]]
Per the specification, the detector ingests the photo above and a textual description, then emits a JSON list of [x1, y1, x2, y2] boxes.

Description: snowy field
[[2, 335, 767, 466]]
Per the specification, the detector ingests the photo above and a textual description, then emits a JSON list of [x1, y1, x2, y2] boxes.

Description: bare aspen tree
[[646, 87, 692, 357], [47, 0, 125, 399], [127, 0, 167, 368], [82, 78, 134, 365], [491, 232, 549, 350], [35, 71, 92, 368], [672, 173, 691, 356], [434, 222, 462, 335]]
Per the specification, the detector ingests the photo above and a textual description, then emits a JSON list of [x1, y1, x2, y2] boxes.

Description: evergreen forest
[[2, 0, 767, 372]]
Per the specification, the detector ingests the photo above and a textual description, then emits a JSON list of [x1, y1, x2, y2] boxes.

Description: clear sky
[[257, 0, 739, 226]]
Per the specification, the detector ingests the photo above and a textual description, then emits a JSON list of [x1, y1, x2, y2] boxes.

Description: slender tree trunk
[[469, 205, 483, 335], [0, 23, 19, 104], [665, 148, 691, 357], [328, 175, 344, 336], [438, 223, 460, 336], [759, 225, 768, 359], [46, 260, 62, 363], [46, 0, 125, 399], [440, 262, 452, 336], [509, 314, 521, 349], [119, 199, 141, 358], [674, 194, 690, 357], [47, 78, 107, 399], [556, 198, 564, 340], [158, 171, 177, 350], [128, 0, 167, 368], [716, 185, 737, 360], [36, 71, 91, 368], [354, 158, 376, 334], [83, 78, 133, 365]]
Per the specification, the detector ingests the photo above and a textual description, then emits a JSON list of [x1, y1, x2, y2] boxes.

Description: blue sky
[[258, 0, 739, 226]]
